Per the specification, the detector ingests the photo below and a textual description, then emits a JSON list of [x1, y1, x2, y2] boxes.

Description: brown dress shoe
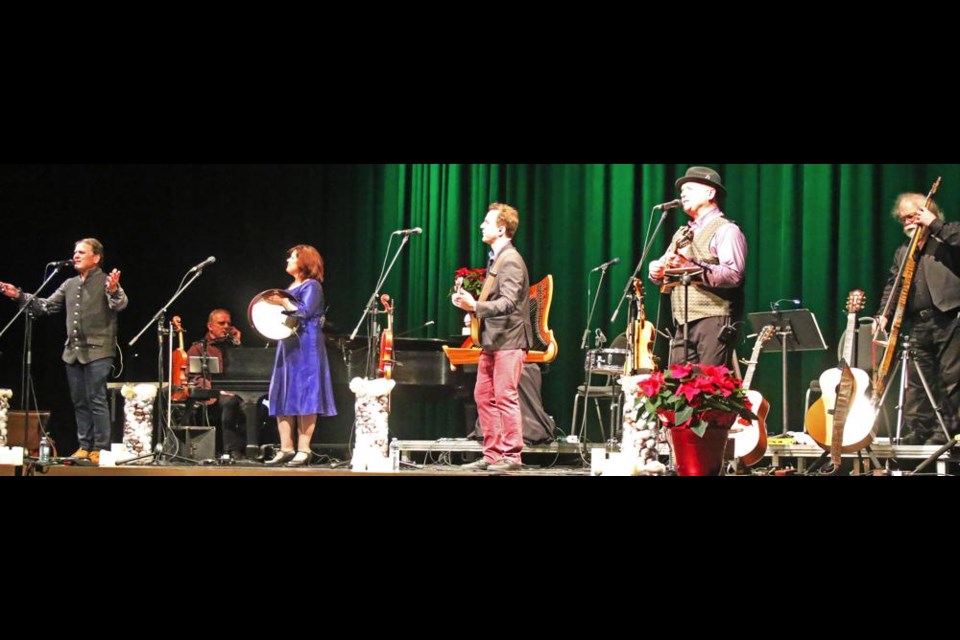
[[461, 458, 493, 470], [487, 459, 522, 471]]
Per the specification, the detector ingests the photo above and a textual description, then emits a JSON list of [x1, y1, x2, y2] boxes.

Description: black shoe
[[461, 458, 492, 470], [487, 458, 522, 472], [245, 445, 262, 462], [264, 450, 296, 466]]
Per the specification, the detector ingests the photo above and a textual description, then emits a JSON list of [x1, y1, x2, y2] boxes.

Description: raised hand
[[106, 269, 122, 294], [0, 281, 21, 299]]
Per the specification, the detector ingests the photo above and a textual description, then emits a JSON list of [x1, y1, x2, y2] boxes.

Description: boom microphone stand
[[0, 263, 72, 447], [128, 261, 212, 463], [611, 206, 672, 326], [349, 232, 416, 376]]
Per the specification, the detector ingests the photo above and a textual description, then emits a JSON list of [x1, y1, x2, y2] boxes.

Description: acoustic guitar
[[629, 277, 656, 373], [806, 289, 875, 454], [729, 325, 773, 466]]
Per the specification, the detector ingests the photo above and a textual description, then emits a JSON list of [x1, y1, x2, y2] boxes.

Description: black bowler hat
[[675, 166, 725, 193]]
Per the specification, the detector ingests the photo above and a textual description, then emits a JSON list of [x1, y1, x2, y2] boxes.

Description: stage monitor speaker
[[5, 411, 50, 451], [172, 426, 216, 461], [838, 319, 880, 375]]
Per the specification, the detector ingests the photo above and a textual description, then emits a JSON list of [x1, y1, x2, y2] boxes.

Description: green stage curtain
[[320, 164, 958, 437]]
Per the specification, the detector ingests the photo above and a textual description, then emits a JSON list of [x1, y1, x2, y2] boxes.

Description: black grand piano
[[213, 336, 468, 401], [210, 336, 471, 442], [211, 335, 555, 445]]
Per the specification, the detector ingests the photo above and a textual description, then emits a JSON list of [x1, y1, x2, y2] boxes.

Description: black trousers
[[197, 394, 246, 454], [903, 310, 960, 438], [668, 316, 736, 368]]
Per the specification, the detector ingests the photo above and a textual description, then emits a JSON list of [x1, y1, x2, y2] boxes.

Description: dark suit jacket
[[474, 243, 534, 351], [879, 219, 960, 316]]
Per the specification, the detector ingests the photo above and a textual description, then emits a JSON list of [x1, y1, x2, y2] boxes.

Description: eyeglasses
[[215, 321, 232, 326]]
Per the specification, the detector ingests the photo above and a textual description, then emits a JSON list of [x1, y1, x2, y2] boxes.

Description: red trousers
[[474, 349, 526, 463]]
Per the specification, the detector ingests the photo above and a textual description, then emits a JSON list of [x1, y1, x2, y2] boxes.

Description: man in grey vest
[[649, 166, 747, 367], [876, 194, 960, 445], [1, 238, 127, 464]]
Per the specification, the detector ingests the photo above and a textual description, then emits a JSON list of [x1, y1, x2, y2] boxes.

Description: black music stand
[[188, 356, 221, 375], [661, 267, 704, 365], [748, 309, 827, 434]]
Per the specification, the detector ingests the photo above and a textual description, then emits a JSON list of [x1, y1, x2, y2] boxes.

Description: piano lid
[[215, 336, 468, 393], [221, 348, 274, 380], [325, 335, 462, 352]]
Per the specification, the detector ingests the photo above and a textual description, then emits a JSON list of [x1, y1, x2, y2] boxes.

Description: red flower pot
[[665, 411, 737, 476]]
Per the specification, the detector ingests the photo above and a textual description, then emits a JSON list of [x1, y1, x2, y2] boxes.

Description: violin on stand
[[377, 294, 395, 380], [170, 316, 189, 401]]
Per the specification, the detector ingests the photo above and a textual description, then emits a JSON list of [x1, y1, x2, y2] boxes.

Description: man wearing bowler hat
[[649, 166, 747, 367]]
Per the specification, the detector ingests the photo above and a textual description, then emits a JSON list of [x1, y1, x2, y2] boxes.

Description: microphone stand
[[576, 266, 611, 444], [349, 234, 412, 376], [0, 263, 72, 446], [199, 339, 211, 428], [581, 267, 611, 350], [611, 207, 671, 325], [128, 266, 209, 463], [772, 306, 792, 435]]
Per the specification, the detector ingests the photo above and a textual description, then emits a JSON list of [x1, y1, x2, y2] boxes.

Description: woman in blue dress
[[263, 244, 337, 466]]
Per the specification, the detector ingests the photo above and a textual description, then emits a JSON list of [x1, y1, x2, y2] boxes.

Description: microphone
[[590, 257, 620, 273], [189, 256, 217, 272], [595, 328, 607, 344], [396, 320, 436, 338], [771, 298, 801, 311], [654, 199, 683, 211], [47, 260, 73, 268], [393, 227, 423, 236]]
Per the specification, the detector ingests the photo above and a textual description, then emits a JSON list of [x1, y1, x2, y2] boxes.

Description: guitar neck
[[842, 311, 857, 365], [742, 342, 764, 390]]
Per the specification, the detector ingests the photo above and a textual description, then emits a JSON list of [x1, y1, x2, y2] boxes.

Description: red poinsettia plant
[[635, 364, 757, 437], [449, 267, 487, 298]]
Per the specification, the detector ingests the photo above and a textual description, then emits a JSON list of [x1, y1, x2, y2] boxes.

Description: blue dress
[[267, 279, 337, 418]]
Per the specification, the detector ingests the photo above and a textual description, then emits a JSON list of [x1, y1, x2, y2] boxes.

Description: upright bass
[[873, 177, 942, 398]]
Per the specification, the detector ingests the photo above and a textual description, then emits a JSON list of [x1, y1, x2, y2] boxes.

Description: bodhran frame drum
[[584, 348, 630, 376], [248, 289, 298, 341]]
